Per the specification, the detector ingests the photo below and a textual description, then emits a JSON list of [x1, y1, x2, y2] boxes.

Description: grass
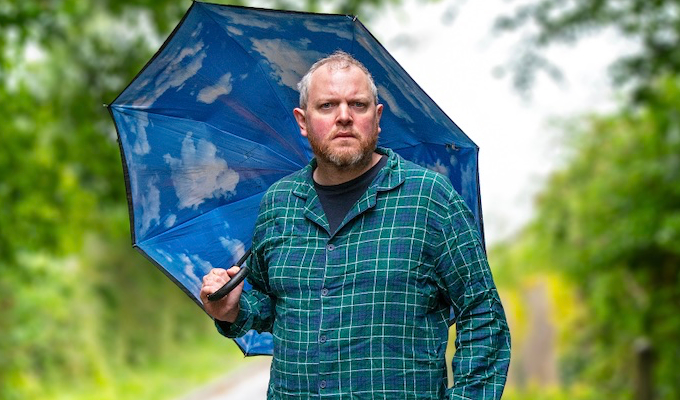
[[35, 333, 267, 400]]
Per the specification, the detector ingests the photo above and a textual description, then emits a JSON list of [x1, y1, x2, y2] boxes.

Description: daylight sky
[[370, 0, 627, 245]]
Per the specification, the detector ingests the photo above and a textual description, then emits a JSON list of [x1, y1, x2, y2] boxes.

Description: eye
[[320, 102, 333, 109], [352, 101, 367, 109]]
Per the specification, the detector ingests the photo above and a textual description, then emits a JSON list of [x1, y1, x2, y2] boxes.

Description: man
[[201, 51, 511, 399]]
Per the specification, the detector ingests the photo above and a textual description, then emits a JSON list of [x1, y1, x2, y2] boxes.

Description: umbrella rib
[[113, 105, 305, 169], [137, 189, 271, 248], [389, 140, 477, 150]]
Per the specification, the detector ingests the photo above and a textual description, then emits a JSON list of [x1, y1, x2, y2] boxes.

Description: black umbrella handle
[[207, 249, 252, 302]]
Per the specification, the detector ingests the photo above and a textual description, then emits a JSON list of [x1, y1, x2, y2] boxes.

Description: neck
[[313, 152, 382, 186]]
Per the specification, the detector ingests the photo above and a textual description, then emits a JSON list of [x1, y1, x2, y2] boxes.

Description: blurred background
[[1, 0, 678, 399]]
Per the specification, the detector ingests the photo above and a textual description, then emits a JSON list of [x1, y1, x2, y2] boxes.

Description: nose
[[337, 103, 352, 126]]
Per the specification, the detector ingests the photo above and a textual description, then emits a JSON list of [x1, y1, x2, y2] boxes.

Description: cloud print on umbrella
[[164, 214, 177, 228], [198, 72, 233, 103], [140, 178, 161, 236], [131, 23, 206, 107], [378, 83, 414, 124], [226, 25, 243, 36], [212, 7, 277, 30], [425, 159, 450, 176], [252, 38, 322, 91], [131, 113, 151, 155], [179, 253, 213, 295], [220, 235, 246, 260], [164, 133, 240, 210], [303, 20, 353, 40]]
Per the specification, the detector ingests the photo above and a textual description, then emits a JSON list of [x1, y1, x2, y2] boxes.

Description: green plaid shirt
[[218, 148, 510, 399]]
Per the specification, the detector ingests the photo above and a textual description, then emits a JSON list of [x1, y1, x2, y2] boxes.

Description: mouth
[[333, 131, 357, 139]]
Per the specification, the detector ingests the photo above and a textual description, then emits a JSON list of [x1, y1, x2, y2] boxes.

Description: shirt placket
[[317, 239, 339, 396]]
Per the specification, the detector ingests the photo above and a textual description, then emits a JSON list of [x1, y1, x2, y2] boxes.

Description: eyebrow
[[314, 94, 372, 103]]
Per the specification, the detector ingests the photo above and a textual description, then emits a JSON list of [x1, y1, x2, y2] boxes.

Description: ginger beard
[[305, 120, 379, 170]]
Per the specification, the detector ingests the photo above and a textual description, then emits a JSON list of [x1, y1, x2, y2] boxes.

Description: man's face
[[294, 64, 383, 169]]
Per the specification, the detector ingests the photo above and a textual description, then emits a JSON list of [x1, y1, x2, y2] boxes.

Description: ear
[[375, 103, 384, 134], [293, 108, 308, 137]]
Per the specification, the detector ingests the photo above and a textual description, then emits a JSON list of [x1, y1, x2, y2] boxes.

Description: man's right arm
[[205, 183, 283, 338], [200, 262, 275, 338]]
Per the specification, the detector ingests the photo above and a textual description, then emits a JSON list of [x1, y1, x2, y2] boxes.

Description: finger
[[211, 268, 228, 278], [201, 281, 228, 299], [199, 285, 213, 300], [201, 276, 225, 293], [226, 266, 241, 277]]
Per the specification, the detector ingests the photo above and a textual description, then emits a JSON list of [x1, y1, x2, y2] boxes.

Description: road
[[177, 357, 271, 400]]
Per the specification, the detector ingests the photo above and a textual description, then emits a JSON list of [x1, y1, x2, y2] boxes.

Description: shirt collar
[[292, 147, 405, 200]]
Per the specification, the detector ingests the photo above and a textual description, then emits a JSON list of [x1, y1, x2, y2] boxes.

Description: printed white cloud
[[156, 248, 174, 263], [130, 113, 151, 155], [378, 84, 414, 123], [190, 23, 203, 38], [133, 41, 207, 107], [227, 26, 243, 36], [179, 253, 213, 294], [212, 8, 277, 30], [449, 155, 459, 168], [219, 236, 246, 261], [459, 158, 475, 200], [251, 38, 322, 90], [303, 20, 353, 40], [164, 133, 240, 209], [198, 72, 233, 104], [139, 178, 160, 237], [425, 159, 450, 176], [164, 214, 177, 228], [192, 254, 213, 270]]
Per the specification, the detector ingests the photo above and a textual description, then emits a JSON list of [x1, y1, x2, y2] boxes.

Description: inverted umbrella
[[108, 1, 483, 356]]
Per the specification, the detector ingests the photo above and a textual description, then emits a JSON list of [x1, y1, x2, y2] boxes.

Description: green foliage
[[517, 76, 680, 399], [493, 3, 680, 395], [495, 0, 680, 100]]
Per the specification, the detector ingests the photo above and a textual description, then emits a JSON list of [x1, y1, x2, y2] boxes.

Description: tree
[[495, 0, 680, 101], [493, 2, 680, 396], [520, 77, 680, 399]]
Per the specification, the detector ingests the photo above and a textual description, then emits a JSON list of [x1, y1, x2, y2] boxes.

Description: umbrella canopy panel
[[109, 2, 482, 355]]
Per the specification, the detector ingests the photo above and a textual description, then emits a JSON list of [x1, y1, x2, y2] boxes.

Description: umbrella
[[108, 1, 483, 356]]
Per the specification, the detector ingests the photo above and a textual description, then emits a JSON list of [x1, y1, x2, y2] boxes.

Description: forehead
[[308, 64, 372, 99]]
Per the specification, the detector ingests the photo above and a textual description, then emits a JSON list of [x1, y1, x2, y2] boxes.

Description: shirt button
[[321, 288, 329, 296], [326, 244, 335, 251], [319, 335, 327, 343], [319, 380, 327, 389]]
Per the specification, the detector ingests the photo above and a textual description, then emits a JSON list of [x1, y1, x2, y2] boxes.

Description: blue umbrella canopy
[[108, 1, 483, 356]]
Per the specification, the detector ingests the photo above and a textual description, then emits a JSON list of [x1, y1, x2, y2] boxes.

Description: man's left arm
[[434, 193, 511, 400]]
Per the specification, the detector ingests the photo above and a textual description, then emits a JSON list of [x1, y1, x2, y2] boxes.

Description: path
[[177, 357, 271, 400]]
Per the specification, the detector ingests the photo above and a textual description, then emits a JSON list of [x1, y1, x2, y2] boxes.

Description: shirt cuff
[[214, 297, 252, 338]]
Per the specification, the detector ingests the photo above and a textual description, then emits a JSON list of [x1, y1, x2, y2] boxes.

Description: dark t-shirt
[[314, 155, 387, 235]]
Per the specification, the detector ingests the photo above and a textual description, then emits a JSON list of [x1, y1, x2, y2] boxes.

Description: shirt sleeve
[[214, 274, 275, 338], [433, 191, 511, 400], [214, 201, 276, 338]]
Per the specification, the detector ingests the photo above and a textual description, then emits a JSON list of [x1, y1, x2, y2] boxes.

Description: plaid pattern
[[218, 148, 510, 399]]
